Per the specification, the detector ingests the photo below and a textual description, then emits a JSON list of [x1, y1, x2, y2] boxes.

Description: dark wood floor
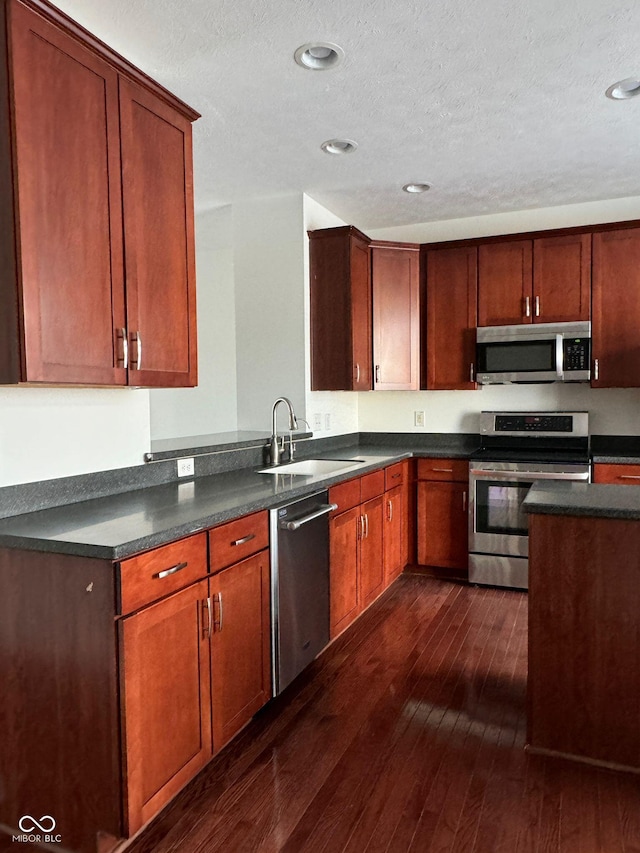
[[127, 574, 640, 853]]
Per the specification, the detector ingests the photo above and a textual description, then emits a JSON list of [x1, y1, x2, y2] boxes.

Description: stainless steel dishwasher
[[269, 490, 337, 696]]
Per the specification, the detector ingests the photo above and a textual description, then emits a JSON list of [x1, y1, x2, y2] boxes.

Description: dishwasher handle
[[280, 503, 338, 531]]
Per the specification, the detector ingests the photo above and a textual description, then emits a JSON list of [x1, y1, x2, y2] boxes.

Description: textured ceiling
[[53, 0, 640, 229]]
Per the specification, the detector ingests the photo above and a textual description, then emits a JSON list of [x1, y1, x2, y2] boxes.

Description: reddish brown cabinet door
[[5, 1, 126, 384], [371, 243, 420, 390], [592, 227, 640, 388], [533, 233, 591, 323], [417, 481, 468, 572], [120, 77, 198, 387], [309, 226, 372, 390], [425, 245, 478, 389], [209, 551, 271, 750], [329, 506, 360, 638], [478, 240, 533, 326], [359, 495, 385, 609], [120, 579, 212, 835], [383, 485, 404, 584]]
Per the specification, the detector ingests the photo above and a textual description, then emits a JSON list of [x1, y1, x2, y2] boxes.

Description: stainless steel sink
[[258, 458, 365, 476]]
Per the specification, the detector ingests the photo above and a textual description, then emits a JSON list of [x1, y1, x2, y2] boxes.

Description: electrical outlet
[[414, 411, 425, 427], [325, 413, 331, 430], [313, 413, 323, 430], [177, 457, 194, 477]]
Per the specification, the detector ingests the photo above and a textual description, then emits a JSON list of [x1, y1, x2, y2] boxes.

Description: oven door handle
[[470, 470, 590, 481], [556, 334, 565, 380]]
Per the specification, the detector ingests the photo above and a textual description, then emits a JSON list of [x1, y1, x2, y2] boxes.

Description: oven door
[[469, 462, 591, 558], [476, 336, 562, 384]]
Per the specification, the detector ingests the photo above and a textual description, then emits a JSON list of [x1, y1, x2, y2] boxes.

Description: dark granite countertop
[[524, 480, 640, 521], [0, 441, 474, 560]]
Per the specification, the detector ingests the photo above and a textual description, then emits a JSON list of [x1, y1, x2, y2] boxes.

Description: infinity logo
[[18, 815, 56, 833]]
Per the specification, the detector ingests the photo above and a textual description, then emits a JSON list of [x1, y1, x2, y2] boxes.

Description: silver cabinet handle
[[470, 363, 475, 383], [365, 513, 369, 539], [462, 491, 467, 512], [375, 364, 381, 384], [525, 296, 531, 317], [358, 515, 364, 540], [232, 533, 255, 546], [203, 596, 213, 639], [212, 592, 223, 632], [432, 467, 453, 473], [355, 363, 360, 384], [154, 561, 187, 580], [131, 331, 142, 370], [281, 503, 338, 531], [535, 295, 540, 317], [117, 327, 128, 368], [387, 499, 393, 522], [594, 358, 599, 381], [619, 475, 640, 480]]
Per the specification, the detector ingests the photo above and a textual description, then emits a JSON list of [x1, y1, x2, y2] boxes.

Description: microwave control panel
[[563, 338, 590, 372]]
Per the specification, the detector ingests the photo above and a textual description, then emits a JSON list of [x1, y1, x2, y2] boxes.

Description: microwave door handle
[[556, 334, 564, 380]]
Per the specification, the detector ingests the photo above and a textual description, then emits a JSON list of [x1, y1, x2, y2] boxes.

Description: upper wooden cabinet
[[0, 0, 198, 386], [309, 226, 372, 391], [592, 227, 640, 388], [371, 242, 420, 390], [478, 233, 591, 327], [424, 245, 478, 390]]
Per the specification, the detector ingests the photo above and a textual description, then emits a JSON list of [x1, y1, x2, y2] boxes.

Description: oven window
[[479, 340, 555, 373], [475, 480, 530, 536]]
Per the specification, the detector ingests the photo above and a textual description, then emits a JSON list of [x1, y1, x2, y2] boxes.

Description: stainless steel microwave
[[476, 321, 591, 384]]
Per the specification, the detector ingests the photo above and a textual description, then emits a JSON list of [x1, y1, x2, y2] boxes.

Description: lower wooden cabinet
[[329, 505, 360, 637], [209, 550, 271, 749], [384, 484, 404, 584], [416, 458, 469, 577], [359, 495, 385, 608], [119, 579, 212, 835]]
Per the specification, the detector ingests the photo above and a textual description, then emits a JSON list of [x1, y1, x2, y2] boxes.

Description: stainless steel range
[[469, 411, 591, 590]]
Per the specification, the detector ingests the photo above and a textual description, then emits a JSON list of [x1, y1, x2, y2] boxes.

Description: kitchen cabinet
[[593, 462, 640, 485], [309, 226, 372, 391], [592, 227, 640, 388], [328, 468, 393, 638], [371, 242, 420, 390], [383, 461, 409, 584], [120, 579, 212, 835], [478, 234, 590, 327], [209, 550, 271, 750], [0, 0, 198, 386], [424, 245, 478, 389], [416, 458, 469, 577]]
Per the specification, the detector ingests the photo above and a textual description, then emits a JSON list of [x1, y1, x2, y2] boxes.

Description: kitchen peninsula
[[525, 481, 640, 773]]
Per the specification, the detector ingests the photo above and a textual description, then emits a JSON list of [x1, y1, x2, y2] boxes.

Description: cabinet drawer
[[329, 477, 361, 515], [119, 533, 207, 615], [417, 458, 468, 482], [385, 461, 406, 490], [593, 463, 640, 485], [360, 469, 385, 501], [209, 510, 269, 573]]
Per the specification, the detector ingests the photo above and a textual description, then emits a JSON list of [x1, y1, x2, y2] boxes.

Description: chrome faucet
[[267, 397, 298, 466]]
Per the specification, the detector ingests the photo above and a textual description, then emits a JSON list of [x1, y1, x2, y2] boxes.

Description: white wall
[[0, 387, 149, 487], [233, 195, 307, 431], [150, 206, 238, 439]]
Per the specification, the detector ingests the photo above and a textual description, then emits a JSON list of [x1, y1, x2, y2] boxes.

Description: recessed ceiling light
[[605, 78, 640, 100], [402, 183, 431, 193], [321, 138, 358, 155], [294, 42, 344, 70]]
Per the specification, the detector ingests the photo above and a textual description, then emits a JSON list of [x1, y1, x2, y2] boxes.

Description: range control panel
[[494, 415, 573, 433]]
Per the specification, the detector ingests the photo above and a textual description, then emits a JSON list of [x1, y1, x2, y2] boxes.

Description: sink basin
[[258, 458, 365, 476]]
